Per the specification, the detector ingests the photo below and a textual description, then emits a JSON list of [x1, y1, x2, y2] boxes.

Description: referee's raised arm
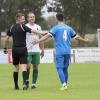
[[31, 29, 48, 35], [22, 24, 48, 35]]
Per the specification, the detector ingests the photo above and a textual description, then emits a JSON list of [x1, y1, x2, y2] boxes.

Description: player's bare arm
[[31, 29, 48, 35], [39, 35, 44, 58], [74, 34, 89, 42], [3, 35, 9, 53], [32, 33, 51, 45]]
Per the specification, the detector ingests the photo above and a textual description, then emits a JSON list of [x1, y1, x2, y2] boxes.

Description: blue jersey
[[49, 23, 77, 55]]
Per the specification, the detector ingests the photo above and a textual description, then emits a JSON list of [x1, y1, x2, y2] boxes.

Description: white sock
[[62, 83, 66, 87], [32, 84, 36, 86]]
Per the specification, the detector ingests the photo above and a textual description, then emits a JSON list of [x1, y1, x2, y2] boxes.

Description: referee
[[4, 13, 46, 90]]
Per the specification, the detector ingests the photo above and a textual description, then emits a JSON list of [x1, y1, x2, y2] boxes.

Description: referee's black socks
[[26, 68, 30, 81], [22, 71, 27, 86], [13, 72, 19, 89]]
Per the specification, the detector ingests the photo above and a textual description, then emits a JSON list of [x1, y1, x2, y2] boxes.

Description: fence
[[0, 48, 100, 64]]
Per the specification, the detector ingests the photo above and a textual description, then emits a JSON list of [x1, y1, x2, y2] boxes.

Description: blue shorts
[[55, 54, 70, 69]]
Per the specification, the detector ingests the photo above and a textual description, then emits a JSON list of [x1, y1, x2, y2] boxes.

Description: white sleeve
[[37, 25, 42, 31]]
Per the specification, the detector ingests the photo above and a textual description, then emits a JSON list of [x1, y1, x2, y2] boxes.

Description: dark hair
[[15, 13, 24, 20], [56, 13, 64, 21]]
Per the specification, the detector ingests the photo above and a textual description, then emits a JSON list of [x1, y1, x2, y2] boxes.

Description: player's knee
[[33, 64, 38, 69], [14, 65, 19, 72], [20, 64, 27, 71], [27, 64, 31, 69]]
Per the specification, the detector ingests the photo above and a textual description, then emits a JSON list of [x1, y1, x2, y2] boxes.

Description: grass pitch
[[0, 63, 100, 100]]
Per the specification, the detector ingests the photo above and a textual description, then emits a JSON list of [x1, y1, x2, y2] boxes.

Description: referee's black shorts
[[12, 47, 28, 65]]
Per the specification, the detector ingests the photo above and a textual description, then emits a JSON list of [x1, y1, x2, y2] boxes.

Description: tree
[[0, 0, 46, 29], [47, 0, 100, 46], [0, 0, 46, 48], [89, 0, 100, 29]]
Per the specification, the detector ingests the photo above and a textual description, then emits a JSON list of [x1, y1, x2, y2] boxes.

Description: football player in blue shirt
[[32, 13, 88, 91]]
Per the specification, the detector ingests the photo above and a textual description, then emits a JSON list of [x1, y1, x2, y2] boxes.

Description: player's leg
[[19, 47, 28, 90], [13, 65, 19, 90], [55, 55, 66, 87], [26, 64, 30, 87], [20, 64, 28, 90], [12, 47, 20, 90], [31, 52, 40, 89], [60, 54, 70, 91], [57, 67, 66, 85], [26, 52, 33, 87], [63, 67, 68, 84], [63, 54, 70, 84]]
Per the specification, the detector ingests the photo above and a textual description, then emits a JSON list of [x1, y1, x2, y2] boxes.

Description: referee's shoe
[[15, 85, 19, 90], [23, 84, 28, 90]]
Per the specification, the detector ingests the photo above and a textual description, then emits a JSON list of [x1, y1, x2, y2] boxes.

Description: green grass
[[0, 63, 100, 100]]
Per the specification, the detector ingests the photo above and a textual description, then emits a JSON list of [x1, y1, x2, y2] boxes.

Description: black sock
[[22, 71, 27, 85], [13, 72, 18, 87], [26, 68, 30, 81]]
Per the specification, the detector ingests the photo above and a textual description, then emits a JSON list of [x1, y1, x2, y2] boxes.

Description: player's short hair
[[27, 12, 35, 18], [15, 13, 25, 20], [56, 13, 64, 21]]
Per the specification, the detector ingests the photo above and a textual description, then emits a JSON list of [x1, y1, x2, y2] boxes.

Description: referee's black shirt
[[7, 24, 31, 47]]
